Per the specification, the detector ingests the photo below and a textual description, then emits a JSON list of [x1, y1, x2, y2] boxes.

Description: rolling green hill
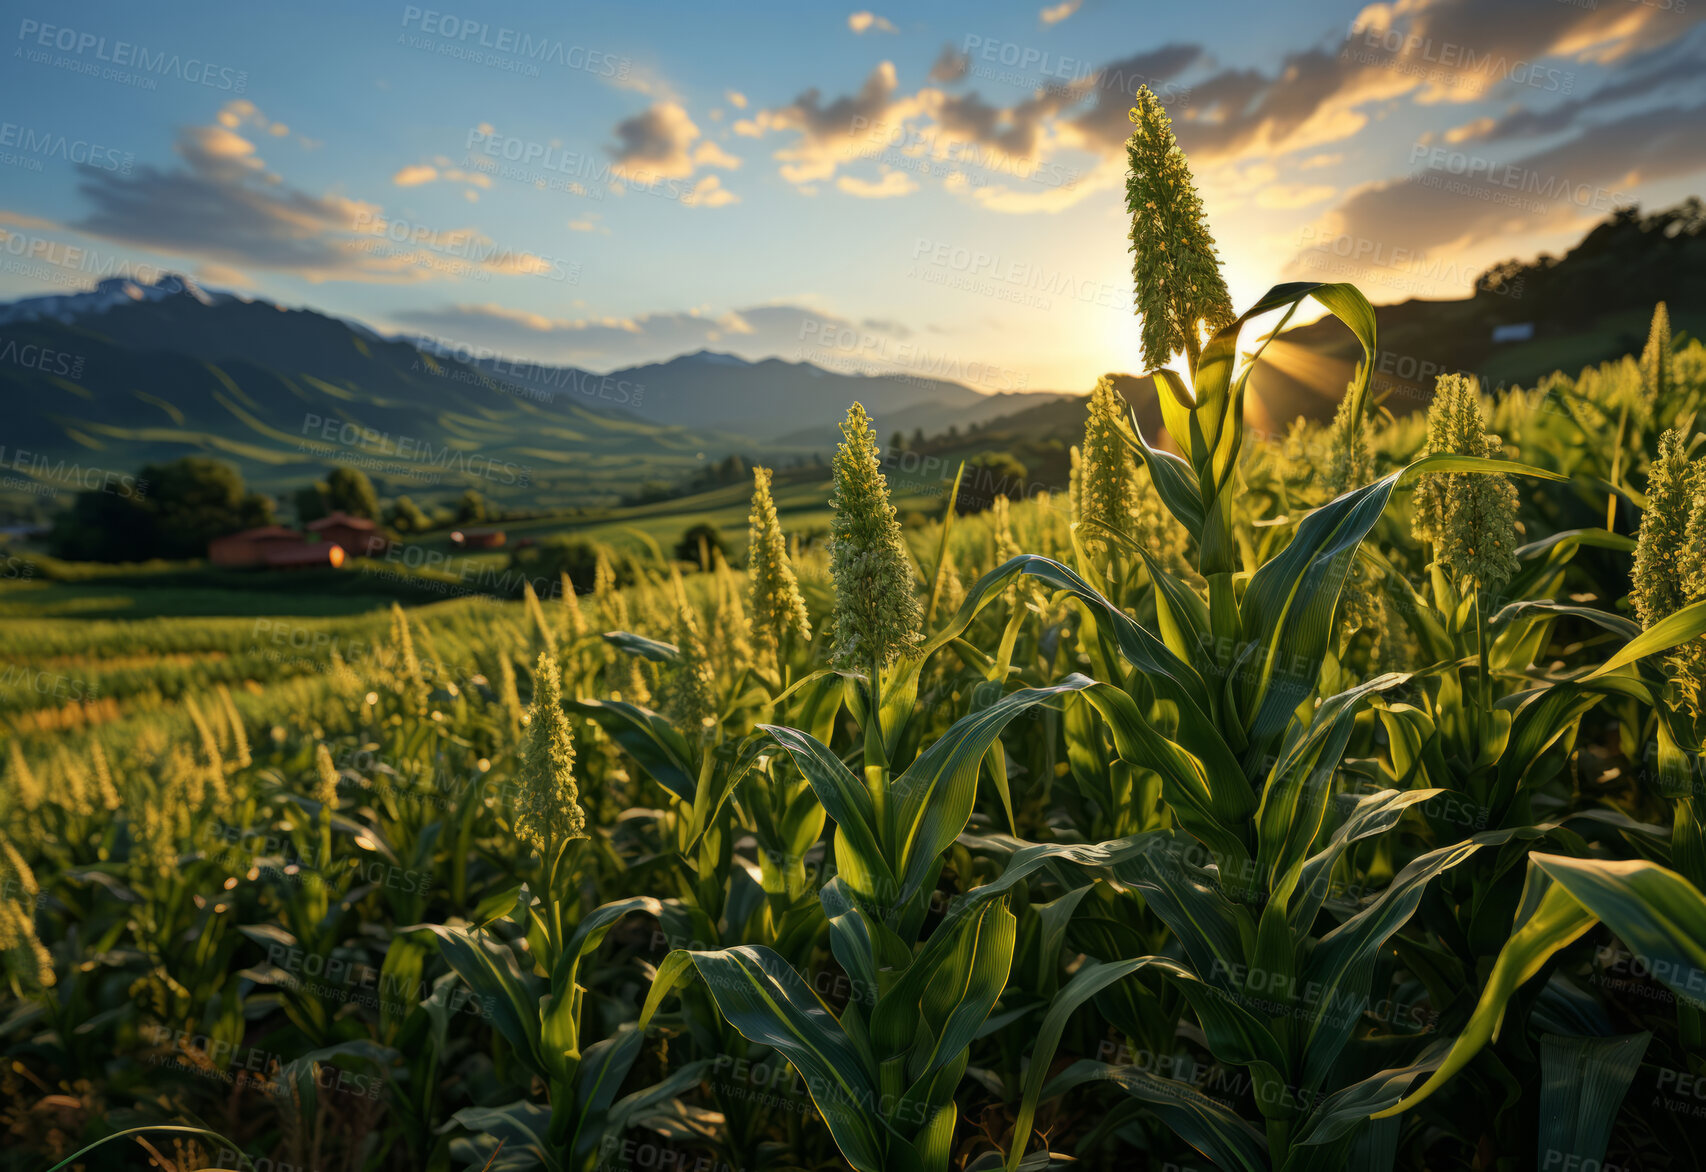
[[0, 296, 756, 519]]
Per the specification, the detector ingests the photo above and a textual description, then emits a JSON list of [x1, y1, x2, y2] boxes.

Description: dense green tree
[[958, 450, 1029, 515], [47, 491, 155, 562], [386, 495, 430, 533], [294, 484, 328, 525], [674, 522, 727, 570], [50, 457, 272, 561], [457, 489, 488, 523], [324, 466, 380, 520]]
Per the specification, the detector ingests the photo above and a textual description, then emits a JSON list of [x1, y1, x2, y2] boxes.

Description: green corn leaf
[[1076, 682, 1256, 894], [1487, 684, 1604, 815], [1287, 1043, 1449, 1151], [1532, 853, 1706, 991], [890, 676, 1099, 913], [1075, 515, 1214, 676], [1118, 402, 1207, 539], [1585, 597, 1706, 679], [1301, 825, 1555, 1089], [574, 698, 697, 803], [1290, 788, 1442, 933], [958, 554, 1212, 715], [1169, 281, 1377, 576], [421, 924, 546, 1081], [1043, 1058, 1270, 1172], [880, 899, 1016, 1085], [560, 896, 671, 996], [565, 1023, 646, 1155], [1238, 452, 1567, 757], [1121, 831, 1256, 983], [600, 630, 680, 662], [1536, 1031, 1652, 1172], [1258, 672, 1414, 909], [758, 723, 897, 913], [1489, 600, 1641, 642], [1372, 873, 1598, 1118], [1006, 954, 1287, 1171], [602, 1058, 711, 1148], [448, 1100, 558, 1172], [1514, 528, 1637, 559], [639, 945, 889, 1172]]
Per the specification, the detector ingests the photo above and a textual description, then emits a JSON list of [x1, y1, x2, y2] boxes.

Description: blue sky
[[2, 0, 1703, 392]]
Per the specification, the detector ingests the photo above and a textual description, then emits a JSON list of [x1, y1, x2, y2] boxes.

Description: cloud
[[928, 45, 969, 83], [1442, 45, 1705, 144], [684, 174, 740, 208], [386, 155, 493, 194], [1255, 183, 1337, 209], [725, 90, 748, 109], [1054, 44, 1202, 151], [1293, 100, 1706, 288], [389, 300, 910, 370], [68, 102, 569, 284], [692, 140, 742, 169], [848, 11, 898, 34], [603, 102, 744, 205], [1039, 0, 1082, 25], [836, 169, 918, 198], [742, 62, 930, 186], [609, 101, 702, 178]]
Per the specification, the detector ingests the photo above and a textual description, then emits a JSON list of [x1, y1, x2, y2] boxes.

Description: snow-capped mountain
[[0, 274, 231, 326]]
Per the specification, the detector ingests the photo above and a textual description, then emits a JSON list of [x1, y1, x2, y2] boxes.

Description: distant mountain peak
[[0, 271, 227, 326], [676, 349, 749, 366]]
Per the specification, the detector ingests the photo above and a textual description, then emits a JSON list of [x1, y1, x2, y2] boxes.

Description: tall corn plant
[[416, 654, 693, 1168], [633, 406, 1111, 1172], [978, 85, 1601, 1167]]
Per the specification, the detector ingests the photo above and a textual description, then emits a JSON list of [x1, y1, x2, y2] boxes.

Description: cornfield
[[5, 89, 1706, 1172]]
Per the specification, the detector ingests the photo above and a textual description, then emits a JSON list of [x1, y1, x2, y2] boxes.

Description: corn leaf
[[639, 946, 889, 1172], [1043, 1058, 1269, 1171]]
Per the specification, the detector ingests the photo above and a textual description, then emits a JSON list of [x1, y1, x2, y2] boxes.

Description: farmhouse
[[307, 511, 389, 558], [452, 527, 506, 549], [208, 526, 310, 568]]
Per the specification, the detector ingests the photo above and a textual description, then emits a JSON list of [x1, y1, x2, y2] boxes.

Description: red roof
[[307, 511, 378, 532]]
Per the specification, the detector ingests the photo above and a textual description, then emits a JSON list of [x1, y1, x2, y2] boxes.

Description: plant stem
[[866, 654, 887, 850], [1474, 588, 1489, 758]]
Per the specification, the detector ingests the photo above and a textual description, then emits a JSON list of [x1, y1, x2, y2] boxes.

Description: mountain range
[[0, 199, 1696, 522], [0, 277, 1058, 517]]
